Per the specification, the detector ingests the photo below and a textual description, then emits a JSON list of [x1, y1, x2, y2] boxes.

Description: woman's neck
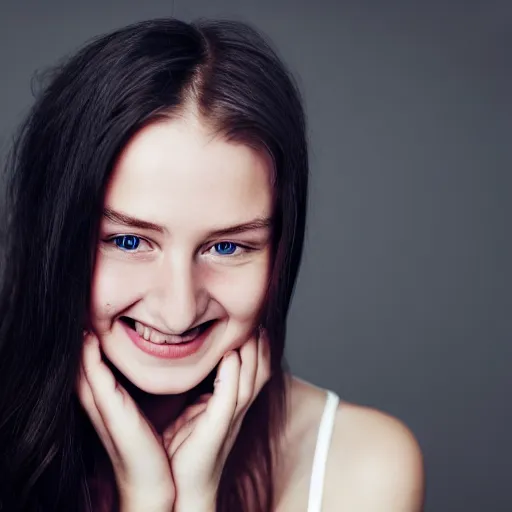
[[134, 390, 188, 434]]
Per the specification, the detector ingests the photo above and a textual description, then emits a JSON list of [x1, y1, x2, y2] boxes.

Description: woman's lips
[[121, 318, 215, 360]]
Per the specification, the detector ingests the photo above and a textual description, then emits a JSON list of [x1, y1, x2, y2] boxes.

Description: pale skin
[[78, 329, 270, 511], [77, 109, 424, 511]]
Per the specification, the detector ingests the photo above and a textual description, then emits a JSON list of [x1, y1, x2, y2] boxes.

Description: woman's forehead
[[103, 117, 274, 234]]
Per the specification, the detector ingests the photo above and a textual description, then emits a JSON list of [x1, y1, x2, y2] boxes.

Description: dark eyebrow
[[103, 208, 165, 233], [103, 208, 272, 238], [207, 217, 273, 238]]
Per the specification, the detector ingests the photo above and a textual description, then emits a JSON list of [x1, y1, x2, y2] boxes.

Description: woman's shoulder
[[277, 376, 424, 511]]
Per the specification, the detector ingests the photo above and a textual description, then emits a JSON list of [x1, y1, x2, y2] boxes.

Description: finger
[[79, 335, 175, 498], [228, 330, 271, 443], [76, 362, 117, 458], [81, 334, 154, 446], [163, 402, 208, 456], [190, 350, 241, 450], [254, 327, 272, 395], [234, 335, 258, 419]]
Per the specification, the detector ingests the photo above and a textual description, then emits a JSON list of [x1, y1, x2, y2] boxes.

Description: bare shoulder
[[324, 400, 424, 511], [281, 377, 424, 512]]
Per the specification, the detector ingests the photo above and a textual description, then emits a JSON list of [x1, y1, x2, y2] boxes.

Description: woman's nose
[[148, 254, 206, 334]]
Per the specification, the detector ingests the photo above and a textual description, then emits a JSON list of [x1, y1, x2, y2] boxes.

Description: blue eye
[[214, 242, 237, 255], [114, 235, 140, 251]]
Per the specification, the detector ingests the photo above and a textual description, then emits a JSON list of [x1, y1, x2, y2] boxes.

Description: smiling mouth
[[120, 317, 215, 345]]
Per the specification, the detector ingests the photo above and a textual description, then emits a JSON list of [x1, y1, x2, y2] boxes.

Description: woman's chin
[[132, 379, 197, 396]]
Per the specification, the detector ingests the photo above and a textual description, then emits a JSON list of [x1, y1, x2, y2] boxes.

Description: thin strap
[[307, 390, 340, 512]]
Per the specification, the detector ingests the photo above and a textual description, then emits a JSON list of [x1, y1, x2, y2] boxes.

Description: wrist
[[120, 492, 174, 512], [174, 493, 216, 512], [174, 504, 215, 512]]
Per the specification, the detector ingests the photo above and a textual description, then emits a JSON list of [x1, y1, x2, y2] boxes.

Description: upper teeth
[[134, 321, 200, 345]]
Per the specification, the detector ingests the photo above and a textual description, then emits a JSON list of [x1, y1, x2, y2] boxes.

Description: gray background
[[0, 1, 510, 510]]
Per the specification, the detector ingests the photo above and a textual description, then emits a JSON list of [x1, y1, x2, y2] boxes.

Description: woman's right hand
[[76, 333, 174, 512]]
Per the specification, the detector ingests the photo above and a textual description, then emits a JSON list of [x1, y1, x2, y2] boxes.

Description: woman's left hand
[[162, 328, 271, 512]]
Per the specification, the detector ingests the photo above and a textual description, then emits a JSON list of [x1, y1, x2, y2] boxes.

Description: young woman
[[0, 18, 424, 512]]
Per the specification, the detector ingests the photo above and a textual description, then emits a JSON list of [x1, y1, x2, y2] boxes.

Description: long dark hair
[[0, 18, 308, 511]]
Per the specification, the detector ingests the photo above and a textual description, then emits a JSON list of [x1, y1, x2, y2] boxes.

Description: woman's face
[[90, 114, 273, 394]]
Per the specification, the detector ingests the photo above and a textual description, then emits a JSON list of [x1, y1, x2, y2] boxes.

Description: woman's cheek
[[90, 255, 149, 325], [208, 259, 270, 323]]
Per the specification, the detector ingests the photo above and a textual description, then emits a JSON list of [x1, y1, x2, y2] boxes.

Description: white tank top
[[307, 390, 340, 512]]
